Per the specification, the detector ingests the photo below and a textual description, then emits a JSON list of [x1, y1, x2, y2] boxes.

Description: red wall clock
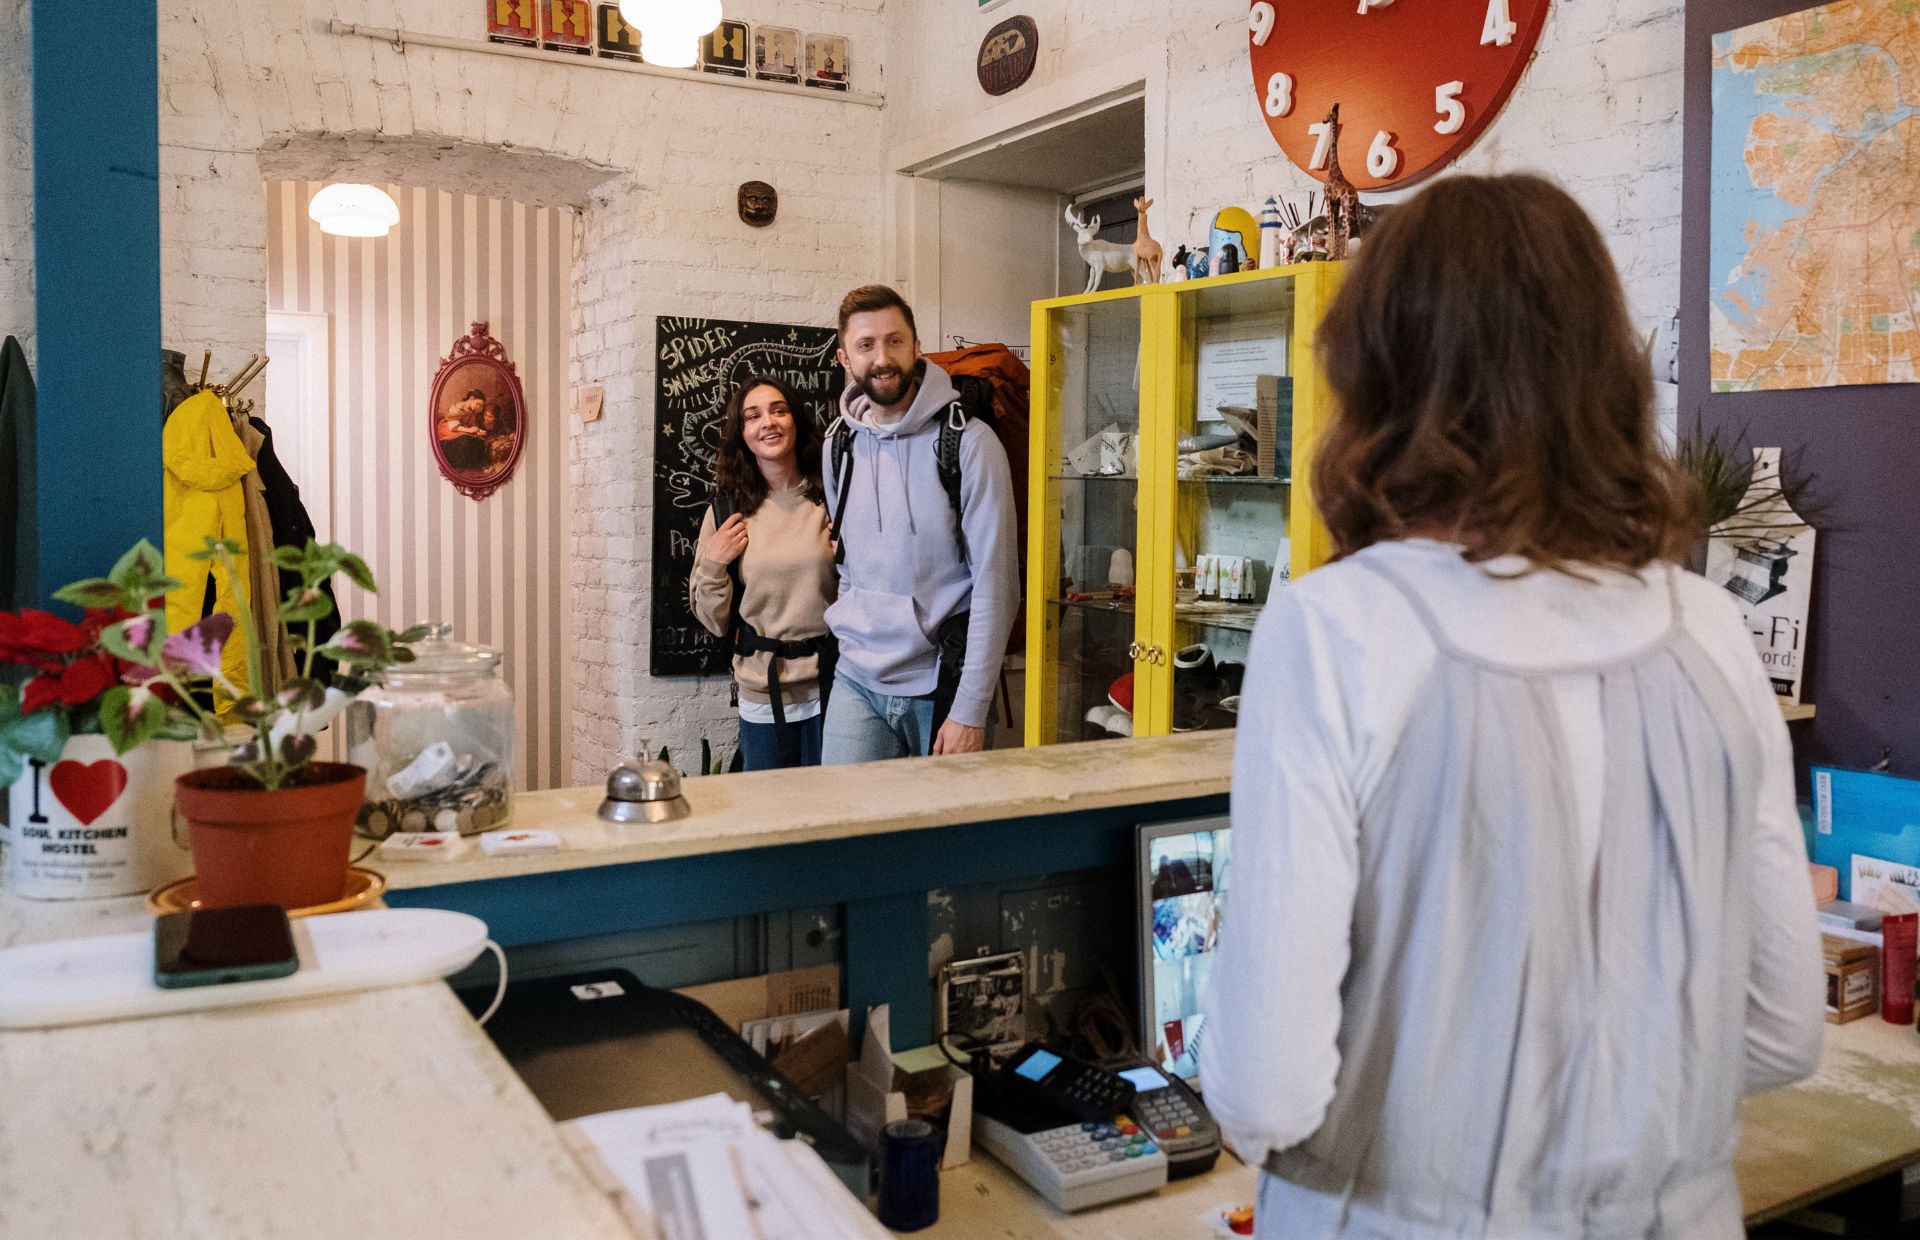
[[1248, 0, 1549, 192]]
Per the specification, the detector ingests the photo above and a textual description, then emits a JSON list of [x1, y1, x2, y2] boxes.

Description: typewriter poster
[[1705, 447, 1814, 704]]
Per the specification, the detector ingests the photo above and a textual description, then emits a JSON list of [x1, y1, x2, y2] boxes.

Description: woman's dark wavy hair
[[1311, 172, 1698, 573], [713, 374, 825, 516]]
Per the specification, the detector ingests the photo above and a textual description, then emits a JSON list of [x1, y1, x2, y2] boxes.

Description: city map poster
[[1710, 2, 1919, 393]]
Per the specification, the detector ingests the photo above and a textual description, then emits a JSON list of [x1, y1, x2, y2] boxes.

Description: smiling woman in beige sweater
[[689, 375, 839, 771]]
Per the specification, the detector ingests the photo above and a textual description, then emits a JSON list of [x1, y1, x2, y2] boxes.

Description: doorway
[[263, 180, 577, 791], [263, 310, 333, 540]]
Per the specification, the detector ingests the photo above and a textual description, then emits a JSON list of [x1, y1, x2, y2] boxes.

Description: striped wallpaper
[[265, 181, 575, 791]]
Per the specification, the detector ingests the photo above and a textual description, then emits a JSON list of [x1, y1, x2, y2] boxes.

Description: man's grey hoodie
[[823, 360, 1019, 730]]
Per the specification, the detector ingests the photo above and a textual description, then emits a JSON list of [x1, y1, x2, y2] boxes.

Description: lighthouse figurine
[[1260, 196, 1286, 271]]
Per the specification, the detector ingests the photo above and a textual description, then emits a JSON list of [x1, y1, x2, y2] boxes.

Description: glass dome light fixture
[[617, 0, 722, 67], [307, 183, 400, 238], [637, 28, 700, 68]]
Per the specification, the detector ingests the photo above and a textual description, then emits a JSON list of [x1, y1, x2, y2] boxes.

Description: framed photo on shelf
[[540, 0, 592, 54], [805, 33, 849, 91], [754, 24, 800, 84], [487, 0, 538, 46], [702, 19, 749, 77], [595, 3, 641, 61]]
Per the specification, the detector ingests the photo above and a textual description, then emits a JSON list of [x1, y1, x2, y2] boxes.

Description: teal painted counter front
[[384, 794, 1228, 1046]]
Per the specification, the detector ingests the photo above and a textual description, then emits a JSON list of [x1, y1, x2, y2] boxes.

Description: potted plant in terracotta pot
[[77, 536, 417, 910]]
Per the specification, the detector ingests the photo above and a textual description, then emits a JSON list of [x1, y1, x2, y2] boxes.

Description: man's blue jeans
[[820, 673, 938, 764]]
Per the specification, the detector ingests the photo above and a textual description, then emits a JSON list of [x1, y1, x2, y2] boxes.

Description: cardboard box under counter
[[1823, 934, 1879, 1024]]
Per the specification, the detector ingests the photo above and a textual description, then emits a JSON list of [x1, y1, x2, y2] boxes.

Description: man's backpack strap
[[937, 400, 970, 564], [826, 415, 854, 567]]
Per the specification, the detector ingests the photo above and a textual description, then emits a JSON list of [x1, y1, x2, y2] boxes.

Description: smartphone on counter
[[153, 904, 300, 989]]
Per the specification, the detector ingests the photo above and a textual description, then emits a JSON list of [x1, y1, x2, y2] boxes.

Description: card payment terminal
[[1116, 1062, 1221, 1177]]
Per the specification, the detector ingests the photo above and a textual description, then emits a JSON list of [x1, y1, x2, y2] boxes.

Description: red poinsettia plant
[[0, 546, 194, 790], [0, 538, 417, 792], [0, 607, 140, 718]]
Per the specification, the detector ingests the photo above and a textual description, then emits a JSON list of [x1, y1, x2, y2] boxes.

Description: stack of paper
[[559, 1094, 889, 1240]]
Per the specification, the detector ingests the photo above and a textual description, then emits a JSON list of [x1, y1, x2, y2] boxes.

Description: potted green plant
[[1674, 425, 1825, 561], [58, 536, 417, 909]]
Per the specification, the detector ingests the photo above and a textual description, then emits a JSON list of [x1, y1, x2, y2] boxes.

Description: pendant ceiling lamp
[[616, 0, 722, 69], [308, 183, 400, 238]]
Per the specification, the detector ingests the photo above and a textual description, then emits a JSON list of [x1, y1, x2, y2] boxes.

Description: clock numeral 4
[[1481, 0, 1517, 46], [1434, 81, 1466, 135], [1307, 121, 1334, 170], [1265, 71, 1295, 118], [1367, 131, 1400, 178], [1248, 1, 1275, 46]]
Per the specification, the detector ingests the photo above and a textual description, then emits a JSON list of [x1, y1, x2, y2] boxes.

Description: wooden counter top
[[384, 732, 1234, 891], [0, 895, 631, 1240], [1738, 1016, 1920, 1224]]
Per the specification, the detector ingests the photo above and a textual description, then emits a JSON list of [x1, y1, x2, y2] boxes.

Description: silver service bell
[[597, 755, 692, 823]]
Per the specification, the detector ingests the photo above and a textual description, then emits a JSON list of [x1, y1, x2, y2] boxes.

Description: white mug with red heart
[[3, 734, 195, 900]]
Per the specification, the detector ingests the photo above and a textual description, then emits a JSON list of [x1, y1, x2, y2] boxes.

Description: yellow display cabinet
[[1024, 262, 1344, 745]]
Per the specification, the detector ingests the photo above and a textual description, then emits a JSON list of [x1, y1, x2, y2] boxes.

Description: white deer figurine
[[1066, 206, 1135, 294], [1131, 197, 1164, 284]]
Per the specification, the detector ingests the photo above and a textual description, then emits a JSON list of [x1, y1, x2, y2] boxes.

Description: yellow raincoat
[[163, 389, 254, 700]]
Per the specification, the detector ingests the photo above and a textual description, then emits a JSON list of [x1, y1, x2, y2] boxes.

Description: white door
[[264, 311, 333, 540]]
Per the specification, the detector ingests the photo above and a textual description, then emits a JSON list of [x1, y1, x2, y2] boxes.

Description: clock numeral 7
[[1308, 121, 1334, 171], [1265, 71, 1295, 118], [1434, 81, 1466, 135], [1248, 1, 1275, 46], [1481, 0, 1517, 46], [1367, 131, 1400, 178]]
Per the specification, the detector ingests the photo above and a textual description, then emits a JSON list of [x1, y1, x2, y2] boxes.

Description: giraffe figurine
[[1322, 104, 1361, 261]]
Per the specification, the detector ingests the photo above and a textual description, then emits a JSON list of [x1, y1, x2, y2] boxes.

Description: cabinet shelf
[[1049, 473, 1291, 487], [1052, 596, 1135, 616], [1175, 603, 1265, 632]]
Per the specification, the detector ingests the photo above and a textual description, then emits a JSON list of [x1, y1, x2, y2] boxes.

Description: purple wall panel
[[1681, 0, 1920, 776]]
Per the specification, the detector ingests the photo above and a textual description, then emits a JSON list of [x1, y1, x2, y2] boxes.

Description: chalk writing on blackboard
[[650, 316, 843, 676]]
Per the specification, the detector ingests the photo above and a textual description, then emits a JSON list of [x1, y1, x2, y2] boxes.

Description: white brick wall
[[0, 0, 885, 781], [3, 0, 1684, 780], [0, 0, 31, 362], [885, 0, 1685, 331]]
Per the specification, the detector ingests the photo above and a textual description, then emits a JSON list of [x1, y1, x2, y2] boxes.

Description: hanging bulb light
[[640, 30, 701, 68], [616, 0, 722, 67], [308, 183, 400, 238]]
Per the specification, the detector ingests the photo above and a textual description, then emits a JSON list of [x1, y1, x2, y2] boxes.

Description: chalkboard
[[650, 316, 844, 676]]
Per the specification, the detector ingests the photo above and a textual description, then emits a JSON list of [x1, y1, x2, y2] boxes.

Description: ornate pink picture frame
[[429, 322, 526, 501]]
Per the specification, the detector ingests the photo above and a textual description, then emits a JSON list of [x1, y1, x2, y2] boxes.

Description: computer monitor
[[1135, 814, 1232, 1092]]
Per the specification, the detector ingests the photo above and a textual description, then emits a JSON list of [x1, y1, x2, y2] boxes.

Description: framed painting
[[430, 322, 526, 501]]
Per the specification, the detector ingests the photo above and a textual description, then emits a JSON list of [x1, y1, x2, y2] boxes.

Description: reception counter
[[379, 732, 1232, 1045], [3, 733, 1919, 1237]]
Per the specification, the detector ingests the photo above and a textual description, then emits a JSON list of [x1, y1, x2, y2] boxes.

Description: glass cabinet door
[[1145, 274, 1299, 736], [1028, 292, 1148, 745]]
